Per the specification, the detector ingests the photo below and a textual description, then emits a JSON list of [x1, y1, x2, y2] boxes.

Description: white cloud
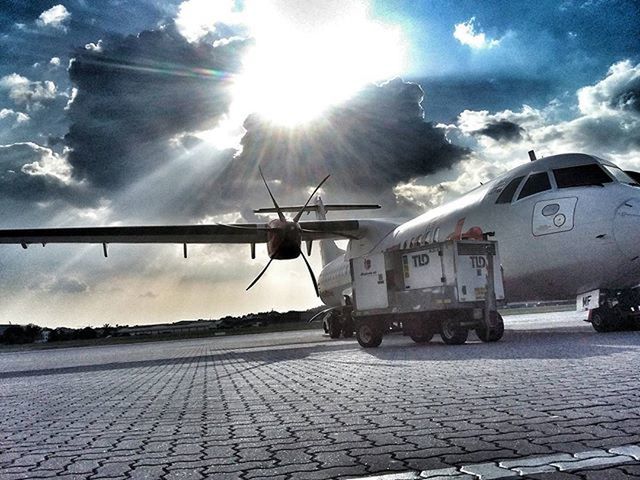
[[19, 142, 75, 185], [0, 108, 30, 127], [36, 4, 71, 31], [396, 60, 640, 210], [0, 73, 57, 109], [577, 60, 640, 115], [175, 0, 245, 43], [49, 57, 61, 67], [84, 40, 103, 52], [453, 17, 500, 49]]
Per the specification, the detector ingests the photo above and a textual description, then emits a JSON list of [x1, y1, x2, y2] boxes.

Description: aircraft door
[[532, 197, 577, 236]]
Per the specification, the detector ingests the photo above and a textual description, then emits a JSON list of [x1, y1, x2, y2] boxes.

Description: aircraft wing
[[0, 220, 364, 247]]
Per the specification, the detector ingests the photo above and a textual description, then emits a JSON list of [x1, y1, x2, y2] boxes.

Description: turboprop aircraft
[[1, 153, 639, 340]]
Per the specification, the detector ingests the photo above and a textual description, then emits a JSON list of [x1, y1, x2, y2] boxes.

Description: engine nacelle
[[266, 219, 302, 259]]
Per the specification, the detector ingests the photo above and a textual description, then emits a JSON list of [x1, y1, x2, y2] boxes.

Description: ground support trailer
[[351, 238, 505, 348]]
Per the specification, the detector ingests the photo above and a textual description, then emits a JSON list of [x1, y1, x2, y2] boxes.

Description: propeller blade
[[293, 174, 330, 223], [246, 257, 274, 291], [259, 167, 286, 221], [300, 252, 319, 297]]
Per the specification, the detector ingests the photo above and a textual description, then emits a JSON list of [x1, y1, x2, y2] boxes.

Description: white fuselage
[[318, 153, 640, 306]]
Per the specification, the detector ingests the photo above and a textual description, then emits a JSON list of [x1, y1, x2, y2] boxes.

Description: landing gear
[[324, 309, 354, 339], [591, 308, 613, 332], [356, 321, 383, 348], [439, 317, 468, 345], [588, 288, 640, 332], [476, 311, 505, 342]]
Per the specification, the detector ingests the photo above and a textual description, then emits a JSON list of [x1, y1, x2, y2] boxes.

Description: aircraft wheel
[[591, 309, 613, 333], [410, 332, 434, 344], [356, 322, 383, 348], [440, 317, 468, 345], [476, 312, 505, 342], [328, 316, 341, 338]]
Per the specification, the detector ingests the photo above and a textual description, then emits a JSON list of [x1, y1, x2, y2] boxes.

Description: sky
[[0, 0, 638, 328]]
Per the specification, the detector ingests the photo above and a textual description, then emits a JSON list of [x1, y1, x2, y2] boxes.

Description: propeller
[[246, 168, 330, 296]]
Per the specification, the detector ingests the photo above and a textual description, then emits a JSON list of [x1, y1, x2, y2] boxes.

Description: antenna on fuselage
[[528, 150, 537, 161]]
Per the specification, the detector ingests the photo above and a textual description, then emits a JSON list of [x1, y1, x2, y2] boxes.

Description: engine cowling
[[267, 219, 302, 259]]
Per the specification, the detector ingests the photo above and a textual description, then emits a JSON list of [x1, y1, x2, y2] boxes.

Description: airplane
[[1, 153, 639, 345]]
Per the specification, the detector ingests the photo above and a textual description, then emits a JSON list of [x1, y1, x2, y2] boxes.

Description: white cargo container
[[350, 238, 505, 348]]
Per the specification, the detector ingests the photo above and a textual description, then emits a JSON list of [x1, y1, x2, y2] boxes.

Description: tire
[[591, 309, 612, 333], [356, 322, 383, 348], [439, 317, 468, 345], [476, 312, 505, 342], [410, 332, 434, 344]]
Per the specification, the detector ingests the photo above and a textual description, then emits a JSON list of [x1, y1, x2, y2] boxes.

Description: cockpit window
[[602, 165, 640, 186], [553, 164, 612, 188], [518, 172, 551, 200], [495, 176, 524, 204]]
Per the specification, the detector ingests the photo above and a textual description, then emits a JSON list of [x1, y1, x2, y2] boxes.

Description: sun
[[227, 1, 407, 128]]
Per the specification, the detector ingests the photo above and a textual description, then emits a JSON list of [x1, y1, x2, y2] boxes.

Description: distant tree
[[0, 324, 42, 344], [76, 327, 97, 340]]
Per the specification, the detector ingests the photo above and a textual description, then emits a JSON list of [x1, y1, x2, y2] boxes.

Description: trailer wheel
[[439, 317, 468, 345], [476, 312, 504, 342], [356, 322, 383, 348], [410, 332, 434, 344]]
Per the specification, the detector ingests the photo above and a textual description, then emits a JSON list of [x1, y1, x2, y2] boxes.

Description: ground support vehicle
[[351, 238, 505, 348], [578, 287, 640, 332]]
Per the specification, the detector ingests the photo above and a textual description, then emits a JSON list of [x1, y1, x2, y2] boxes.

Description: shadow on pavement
[[1, 329, 638, 379]]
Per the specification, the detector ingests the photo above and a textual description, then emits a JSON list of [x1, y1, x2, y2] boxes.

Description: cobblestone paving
[[1, 322, 639, 479]]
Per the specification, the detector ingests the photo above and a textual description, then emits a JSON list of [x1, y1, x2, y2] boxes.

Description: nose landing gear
[[589, 288, 640, 332]]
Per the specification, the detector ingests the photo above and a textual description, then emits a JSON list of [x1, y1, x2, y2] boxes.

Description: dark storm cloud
[[611, 85, 640, 113], [65, 24, 246, 189], [216, 78, 467, 208], [475, 120, 524, 141]]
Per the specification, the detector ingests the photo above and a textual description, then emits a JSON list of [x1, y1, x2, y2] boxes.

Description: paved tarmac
[[1, 311, 640, 479]]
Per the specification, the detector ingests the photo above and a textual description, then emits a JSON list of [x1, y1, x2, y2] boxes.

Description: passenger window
[[425, 230, 431, 243], [433, 227, 440, 242], [518, 172, 551, 200], [409, 238, 415, 248], [495, 176, 524, 204], [553, 164, 612, 188], [416, 234, 423, 246]]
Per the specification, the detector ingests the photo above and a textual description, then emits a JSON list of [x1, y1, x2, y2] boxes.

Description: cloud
[[0, 108, 30, 127], [45, 276, 89, 294], [175, 0, 246, 43], [577, 60, 640, 115], [474, 120, 525, 141], [49, 57, 61, 67], [453, 17, 501, 49], [215, 78, 467, 214], [0, 142, 92, 205], [65, 24, 246, 189], [401, 60, 640, 212], [36, 5, 71, 31], [0, 73, 57, 110]]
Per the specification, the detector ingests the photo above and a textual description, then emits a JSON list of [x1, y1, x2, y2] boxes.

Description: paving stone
[[2, 328, 640, 480]]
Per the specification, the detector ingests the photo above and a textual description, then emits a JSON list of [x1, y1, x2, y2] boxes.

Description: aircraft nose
[[613, 198, 640, 259]]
